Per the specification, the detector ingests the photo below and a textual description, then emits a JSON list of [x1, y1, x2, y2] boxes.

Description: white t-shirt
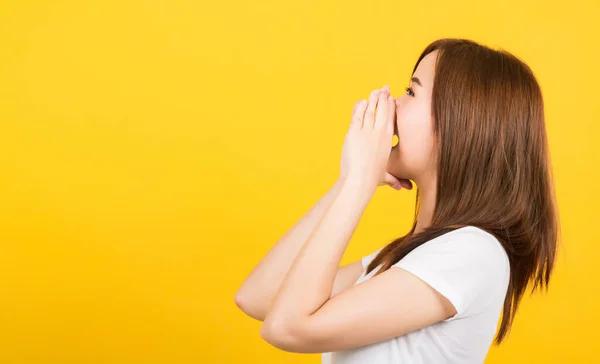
[[322, 226, 510, 364]]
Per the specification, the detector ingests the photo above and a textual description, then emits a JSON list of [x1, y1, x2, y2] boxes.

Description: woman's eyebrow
[[411, 76, 423, 87]]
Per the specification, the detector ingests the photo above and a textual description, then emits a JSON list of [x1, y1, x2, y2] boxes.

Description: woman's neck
[[413, 174, 437, 235]]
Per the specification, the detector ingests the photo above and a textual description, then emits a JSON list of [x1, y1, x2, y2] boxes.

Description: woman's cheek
[[395, 112, 408, 147], [396, 117, 415, 159]]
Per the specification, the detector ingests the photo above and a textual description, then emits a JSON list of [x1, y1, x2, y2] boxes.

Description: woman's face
[[387, 50, 439, 184]]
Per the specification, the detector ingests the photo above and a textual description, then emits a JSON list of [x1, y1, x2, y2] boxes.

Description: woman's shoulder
[[442, 225, 498, 240], [405, 225, 510, 271], [362, 225, 510, 275], [445, 226, 508, 256]]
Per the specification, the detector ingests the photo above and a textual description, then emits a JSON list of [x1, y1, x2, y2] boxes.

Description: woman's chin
[[386, 161, 412, 188], [386, 166, 405, 181]]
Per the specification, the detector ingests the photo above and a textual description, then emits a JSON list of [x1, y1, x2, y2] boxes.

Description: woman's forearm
[[234, 178, 345, 321], [262, 179, 373, 334]]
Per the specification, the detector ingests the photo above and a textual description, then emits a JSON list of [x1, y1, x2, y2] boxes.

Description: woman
[[234, 38, 560, 364]]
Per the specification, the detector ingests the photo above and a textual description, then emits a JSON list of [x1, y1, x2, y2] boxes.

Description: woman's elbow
[[234, 291, 267, 321], [260, 319, 318, 353]]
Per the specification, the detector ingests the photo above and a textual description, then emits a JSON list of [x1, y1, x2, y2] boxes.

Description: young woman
[[235, 38, 560, 364]]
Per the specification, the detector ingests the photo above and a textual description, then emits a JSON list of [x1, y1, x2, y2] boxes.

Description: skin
[[260, 50, 456, 353], [388, 49, 439, 236]]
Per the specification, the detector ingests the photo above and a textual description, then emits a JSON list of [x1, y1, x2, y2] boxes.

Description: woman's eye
[[405, 86, 415, 97]]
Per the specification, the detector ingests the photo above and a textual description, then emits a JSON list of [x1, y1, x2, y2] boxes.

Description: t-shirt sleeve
[[391, 228, 510, 321]]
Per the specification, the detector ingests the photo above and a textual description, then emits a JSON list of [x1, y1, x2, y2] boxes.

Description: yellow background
[[1, 0, 598, 363]]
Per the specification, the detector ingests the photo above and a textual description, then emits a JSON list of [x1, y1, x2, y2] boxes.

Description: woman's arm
[[234, 178, 363, 321], [258, 179, 456, 353], [235, 86, 408, 322]]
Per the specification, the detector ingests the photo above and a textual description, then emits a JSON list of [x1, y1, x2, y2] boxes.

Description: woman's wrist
[[339, 175, 376, 199]]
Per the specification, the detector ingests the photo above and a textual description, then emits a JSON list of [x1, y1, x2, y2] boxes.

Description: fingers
[[357, 85, 393, 130], [399, 179, 413, 190], [381, 173, 413, 191], [351, 99, 367, 130], [350, 100, 359, 128], [381, 172, 402, 190], [385, 94, 395, 133], [352, 100, 360, 117], [374, 91, 389, 129], [387, 92, 395, 119], [364, 89, 381, 128]]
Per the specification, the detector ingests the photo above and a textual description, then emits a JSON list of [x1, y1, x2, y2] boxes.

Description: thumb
[[381, 172, 402, 190]]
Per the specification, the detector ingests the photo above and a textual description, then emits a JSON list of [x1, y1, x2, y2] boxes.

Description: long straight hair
[[366, 38, 561, 344]]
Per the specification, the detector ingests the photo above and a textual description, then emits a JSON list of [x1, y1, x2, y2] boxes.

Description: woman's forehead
[[413, 50, 438, 89]]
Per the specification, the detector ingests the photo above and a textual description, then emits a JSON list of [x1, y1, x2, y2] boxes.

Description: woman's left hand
[[340, 85, 398, 193]]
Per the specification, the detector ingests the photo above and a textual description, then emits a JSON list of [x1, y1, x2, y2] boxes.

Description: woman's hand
[[340, 86, 410, 192]]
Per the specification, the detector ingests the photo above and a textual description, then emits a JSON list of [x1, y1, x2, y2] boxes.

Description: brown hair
[[366, 38, 561, 344]]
